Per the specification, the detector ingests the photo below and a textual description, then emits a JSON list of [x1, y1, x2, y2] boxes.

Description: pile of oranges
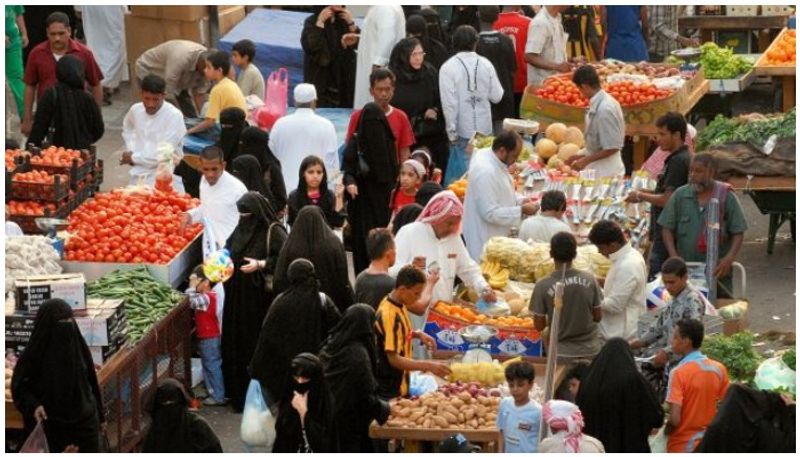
[[12, 170, 67, 184], [448, 179, 468, 200], [30, 147, 84, 167], [434, 302, 534, 329], [764, 30, 796, 65]]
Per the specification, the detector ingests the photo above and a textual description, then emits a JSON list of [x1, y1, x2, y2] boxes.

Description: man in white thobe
[[268, 83, 339, 192], [179, 145, 248, 329], [121, 74, 186, 192], [76, 5, 127, 101], [588, 220, 647, 340], [352, 5, 405, 108], [439, 25, 504, 185], [524, 6, 571, 87], [463, 130, 539, 261]]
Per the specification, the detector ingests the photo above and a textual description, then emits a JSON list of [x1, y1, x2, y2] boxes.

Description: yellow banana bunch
[[481, 261, 510, 290]]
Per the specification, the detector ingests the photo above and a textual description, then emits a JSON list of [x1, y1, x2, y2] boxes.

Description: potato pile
[[386, 386, 501, 430]]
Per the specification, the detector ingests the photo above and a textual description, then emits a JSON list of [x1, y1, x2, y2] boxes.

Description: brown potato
[[442, 411, 458, 424], [432, 415, 449, 428], [464, 407, 476, 420]]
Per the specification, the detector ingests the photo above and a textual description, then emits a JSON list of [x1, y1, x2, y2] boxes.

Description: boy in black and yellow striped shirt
[[374, 266, 452, 399]]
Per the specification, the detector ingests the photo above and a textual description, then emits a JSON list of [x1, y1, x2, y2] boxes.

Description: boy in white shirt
[[497, 361, 542, 453], [231, 39, 264, 99], [518, 190, 572, 244]]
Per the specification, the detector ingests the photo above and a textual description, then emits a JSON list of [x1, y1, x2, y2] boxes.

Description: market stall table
[[678, 15, 789, 53], [726, 175, 795, 254], [369, 424, 504, 452], [754, 28, 797, 112]]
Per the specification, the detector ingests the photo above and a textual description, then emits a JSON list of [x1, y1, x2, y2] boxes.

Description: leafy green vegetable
[[782, 348, 796, 371], [699, 42, 753, 79], [695, 108, 796, 151], [702, 332, 762, 384]]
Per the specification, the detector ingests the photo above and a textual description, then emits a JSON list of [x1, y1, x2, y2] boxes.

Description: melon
[[545, 123, 567, 143], [563, 126, 585, 148], [547, 155, 564, 170], [557, 143, 581, 161], [535, 138, 558, 160]]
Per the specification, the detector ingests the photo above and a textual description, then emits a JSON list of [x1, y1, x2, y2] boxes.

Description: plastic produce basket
[[7, 202, 70, 234], [29, 146, 97, 191], [10, 173, 70, 202]]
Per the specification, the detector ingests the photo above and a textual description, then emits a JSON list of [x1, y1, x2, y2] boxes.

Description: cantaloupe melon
[[563, 126, 585, 148], [545, 123, 567, 143], [557, 143, 581, 161], [535, 138, 558, 159]]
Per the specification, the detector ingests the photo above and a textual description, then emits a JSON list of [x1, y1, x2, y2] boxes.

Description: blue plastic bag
[[240, 379, 276, 451], [444, 138, 470, 186], [409, 372, 439, 397]]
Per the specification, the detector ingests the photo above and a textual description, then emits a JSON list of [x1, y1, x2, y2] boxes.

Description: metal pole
[[539, 280, 564, 442], [706, 198, 720, 304], [208, 6, 220, 47]]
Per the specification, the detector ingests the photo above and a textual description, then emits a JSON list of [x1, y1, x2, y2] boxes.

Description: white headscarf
[[543, 400, 585, 453]]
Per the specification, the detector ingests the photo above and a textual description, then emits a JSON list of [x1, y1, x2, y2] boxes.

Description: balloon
[[203, 249, 234, 283]]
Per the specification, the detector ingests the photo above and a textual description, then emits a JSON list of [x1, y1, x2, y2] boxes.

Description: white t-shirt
[[187, 171, 248, 249], [518, 214, 573, 244], [524, 8, 568, 87]]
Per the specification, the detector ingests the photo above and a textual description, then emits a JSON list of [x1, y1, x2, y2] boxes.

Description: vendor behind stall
[[657, 153, 748, 297]]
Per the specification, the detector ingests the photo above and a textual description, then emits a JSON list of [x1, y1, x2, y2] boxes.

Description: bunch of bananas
[[481, 261, 510, 290]]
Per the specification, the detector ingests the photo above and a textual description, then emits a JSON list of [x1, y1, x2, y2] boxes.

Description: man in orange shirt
[[666, 319, 729, 453]]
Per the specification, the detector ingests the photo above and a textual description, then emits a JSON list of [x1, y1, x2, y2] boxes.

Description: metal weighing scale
[[34, 218, 69, 255], [459, 325, 499, 364]]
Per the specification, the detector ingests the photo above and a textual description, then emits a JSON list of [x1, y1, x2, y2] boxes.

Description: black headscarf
[[390, 37, 429, 83], [404, 14, 450, 69], [415, 181, 444, 207], [575, 338, 664, 453], [219, 107, 247, 164], [227, 191, 279, 260], [11, 299, 103, 430], [273, 353, 338, 452], [28, 55, 104, 149], [357, 103, 397, 184], [239, 126, 287, 211], [249, 259, 326, 402], [230, 155, 270, 199], [696, 384, 796, 453], [419, 8, 449, 48], [141, 378, 223, 453], [392, 203, 424, 236], [274, 206, 354, 313]]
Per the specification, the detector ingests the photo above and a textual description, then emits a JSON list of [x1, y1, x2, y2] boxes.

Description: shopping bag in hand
[[20, 421, 49, 453], [240, 379, 276, 450]]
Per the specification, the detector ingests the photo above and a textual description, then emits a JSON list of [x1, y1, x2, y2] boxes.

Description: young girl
[[287, 155, 346, 228], [389, 159, 426, 218], [410, 147, 442, 184]]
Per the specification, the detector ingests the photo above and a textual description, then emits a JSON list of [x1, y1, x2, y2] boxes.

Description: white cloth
[[462, 148, 522, 261], [268, 108, 339, 192], [439, 52, 505, 142], [518, 214, 573, 244], [5, 221, 23, 237], [187, 172, 248, 249], [582, 90, 625, 179], [599, 243, 647, 340], [524, 8, 568, 87], [122, 101, 186, 191], [77, 6, 128, 88], [353, 5, 406, 108], [390, 221, 489, 316]]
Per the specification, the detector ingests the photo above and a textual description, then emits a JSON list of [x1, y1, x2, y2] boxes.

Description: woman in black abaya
[[219, 107, 247, 164], [274, 206, 354, 313], [238, 126, 287, 214], [230, 155, 270, 200], [141, 378, 222, 453], [301, 6, 358, 108], [222, 191, 287, 413], [27, 55, 104, 149], [320, 304, 390, 452], [11, 299, 104, 452], [575, 338, 664, 453], [343, 102, 398, 274], [273, 353, 338, 452], [249, 259, 341, 409]]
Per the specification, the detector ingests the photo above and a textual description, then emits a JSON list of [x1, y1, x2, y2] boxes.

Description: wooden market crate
[[754, 28, 797, 75], [726, 5, 759, 16]]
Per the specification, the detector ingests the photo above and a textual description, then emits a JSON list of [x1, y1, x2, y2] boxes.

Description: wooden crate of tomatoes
[[29, 145, 96, 191], [6, 200, 70, 233], [10, 170, 70, 202]]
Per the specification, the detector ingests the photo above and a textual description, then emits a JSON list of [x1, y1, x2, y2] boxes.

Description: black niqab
[[228, 191, 279, 260], [230, 155, 270, 200], [11, 299, 103, 430], [405, 14, 450, 69], [575, 338, 664, 453], [392, 203, 424, 236], [141, 378, 223, 453], [239, 126, 287, 211], [419, 8, 449, 48], [219, 107, 247, 164], [274, 206, 354, 313], [696, 384, 796, 452]]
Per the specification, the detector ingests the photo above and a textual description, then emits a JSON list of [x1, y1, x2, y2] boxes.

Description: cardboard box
[[88, 337, 125, 366], [716, 299, 748, 336], [76, 309, 128, 347], [130, 5, 241, 22], [15, 273, 86, 312], [5, 313, 36, 344], [125, 14, 209, 67], [219, 6, 246, 36]]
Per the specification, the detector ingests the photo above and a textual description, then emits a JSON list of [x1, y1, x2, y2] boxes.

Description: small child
[[497, 361, 542, 453], [231, 39, 265, 99], [411, 147, 442, 184], [186, 50, 248, 137], [390, 159, 425, 217], [287, 155, 346, 228], [186, 265, 226, 406]]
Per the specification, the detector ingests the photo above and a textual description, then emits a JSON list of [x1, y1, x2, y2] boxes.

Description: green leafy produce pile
[[702, 331, 762, 384], [782, 348, 796, 371], [696, 108, 796, 151], [88, 267, 183, 344], [699, 42, 753, 79]]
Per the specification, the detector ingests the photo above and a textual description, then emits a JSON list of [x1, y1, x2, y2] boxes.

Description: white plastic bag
[[154, 143, 177, 192], [648, 426, 667, 453], [240, 379, 276, 451], [20, 421, 49, 453]]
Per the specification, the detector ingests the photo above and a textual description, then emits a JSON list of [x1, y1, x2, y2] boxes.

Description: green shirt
[[657, 183, 748, 262], [5, 6, 24, 47]]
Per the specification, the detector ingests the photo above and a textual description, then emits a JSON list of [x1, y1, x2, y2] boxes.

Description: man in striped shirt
[[374, 265, 451, 399]]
